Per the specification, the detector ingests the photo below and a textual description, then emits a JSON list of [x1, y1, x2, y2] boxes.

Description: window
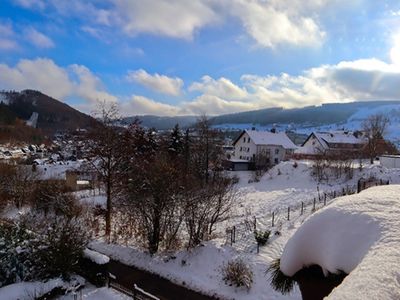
[[275, 148, 279, 154], [243, 137, 246, 142], [274, 158, 279, 164], [247, 137, 250, 143], [247, 148, 250, 152], [240, 155, 242, 159], [240, 147, 242, 151]]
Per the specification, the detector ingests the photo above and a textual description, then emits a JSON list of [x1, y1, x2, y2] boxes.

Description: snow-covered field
[[89, 160, 400, 300], [2, 159, 399, 300]]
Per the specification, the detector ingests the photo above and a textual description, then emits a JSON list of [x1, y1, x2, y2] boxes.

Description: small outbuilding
[[379, 155, 400, 168]]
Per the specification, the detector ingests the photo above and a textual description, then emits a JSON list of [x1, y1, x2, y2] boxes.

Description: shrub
[[293, 161, 298, 168], [31, 180, 81, 218], [254, 230, 270, 246], [267, 258, 295, 294], [222, 258, 253, 290], [31, 216, 89, 280]]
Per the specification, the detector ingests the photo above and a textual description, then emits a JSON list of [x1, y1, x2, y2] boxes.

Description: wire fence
[[225, 178, 390, 253]]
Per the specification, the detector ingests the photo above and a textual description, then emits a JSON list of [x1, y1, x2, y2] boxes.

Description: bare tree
[[31, 180, 81, 218], [86, 102, 124, 242], [124, 150, 183, 254], [0, 163, 37, 209], [362, 114, 390, 163], [184, 175, 236, 249], [192, 115, 223, 184]]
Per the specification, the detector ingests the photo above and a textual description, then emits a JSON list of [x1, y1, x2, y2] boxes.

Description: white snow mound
[[280, 185, 400, 300], [84, 248, 110, 265]]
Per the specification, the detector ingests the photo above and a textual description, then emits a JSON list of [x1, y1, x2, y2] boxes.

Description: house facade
[[230, 129, 297, 170], [296, 131, 367, 157]]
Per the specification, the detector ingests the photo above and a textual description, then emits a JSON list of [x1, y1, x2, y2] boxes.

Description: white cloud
[[24, 27, 55, 48], [227, 0, 326, 48], [0, 58, 73, 99], [70, 64, 118, 104], [3, 56, 400, 117], [13, 0, 45, 10], [390, 32, 400, 66], [122, 95, 181, 116], [0, 58, 116, 111], [112, 0, 219, 39], [127, 69, 183, 96], [183, 58, 400, 115], [189, 76, 248, 100], [183, 94, 254, 115], [0, 22, 18, 50], [14, 0, 335, 48]]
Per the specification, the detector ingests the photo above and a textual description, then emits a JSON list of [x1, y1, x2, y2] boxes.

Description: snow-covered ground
[[57, 284, 131, 300], [8, 159, 396, 300], [89, 160, 400, 300], [281, 185, 400, 300], [0, 276, 85, 300]]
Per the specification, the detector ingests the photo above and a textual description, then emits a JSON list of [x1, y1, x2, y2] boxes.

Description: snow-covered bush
[[0, 214, 89, 286], [26, 215, 89, 280], [267, 258, 295, 295], [31, 180, 82, 218], [0, 222, 35, 287], [254, 230, 270, 246], [222, 258, 253, 290]]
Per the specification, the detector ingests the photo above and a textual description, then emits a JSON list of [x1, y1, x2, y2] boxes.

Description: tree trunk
[[105, 180, 112, 243]]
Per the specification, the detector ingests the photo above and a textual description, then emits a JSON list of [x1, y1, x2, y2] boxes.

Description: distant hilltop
[[0, 90, 95, 134]]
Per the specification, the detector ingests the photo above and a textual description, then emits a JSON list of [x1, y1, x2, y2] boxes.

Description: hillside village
[[0, 99, 399, 300], [2, 1, 400, 299]]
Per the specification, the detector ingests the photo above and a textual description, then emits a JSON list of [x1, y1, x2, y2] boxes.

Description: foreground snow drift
[[280, 185, 400, 299]]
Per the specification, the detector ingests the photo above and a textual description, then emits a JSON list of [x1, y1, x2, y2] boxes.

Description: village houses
[[229, 129, 297, 170]]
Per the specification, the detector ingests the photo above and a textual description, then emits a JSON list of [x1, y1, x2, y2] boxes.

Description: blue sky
[[1, 0, 400, 116]]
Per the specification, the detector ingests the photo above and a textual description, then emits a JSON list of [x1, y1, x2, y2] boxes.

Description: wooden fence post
[[233, 226, 236, 243], [313, 198, 316, 211], [324, 194, 326, 206], [287, 207, 290, 221], [272, 212, 275, 227], [254, 216, 257, 231], [301, 202, 304, 215]]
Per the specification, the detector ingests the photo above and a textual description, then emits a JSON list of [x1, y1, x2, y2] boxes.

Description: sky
[[1, 0, 400, 117]]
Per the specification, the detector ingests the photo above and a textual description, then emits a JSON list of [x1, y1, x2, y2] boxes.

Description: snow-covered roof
[[280, 185, 400, 300], [237, 130, 297, 149], [313, 131, 366, 147]]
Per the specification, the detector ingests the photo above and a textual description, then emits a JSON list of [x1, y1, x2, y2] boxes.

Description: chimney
[[251, 127, 256, 131]]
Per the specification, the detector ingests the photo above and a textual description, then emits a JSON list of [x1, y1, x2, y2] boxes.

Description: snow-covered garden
[[1, 149, 400, 299]]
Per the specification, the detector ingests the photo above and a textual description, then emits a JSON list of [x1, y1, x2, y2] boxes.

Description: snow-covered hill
[[213, 103, 400, 147]]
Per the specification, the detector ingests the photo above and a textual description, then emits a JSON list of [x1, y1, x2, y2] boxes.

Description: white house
[[231, 129, 297, 169], [380, 155, 400, 168], [296, 131, 366, 156]]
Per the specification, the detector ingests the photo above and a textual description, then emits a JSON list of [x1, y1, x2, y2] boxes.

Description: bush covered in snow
[[222, 258, 253, 290], [28, 216, 89, 280], [0, 222, 35, 286], [31, 180, 82, 218], [0, 214, 89, 287], [254, 230, 270, 246], [267, 258, 296, 295]]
